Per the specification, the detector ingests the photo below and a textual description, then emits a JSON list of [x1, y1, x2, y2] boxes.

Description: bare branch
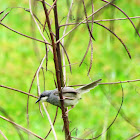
[[44, 107, 58, 139], [0, 130, 8, 140], [94, 22, 131, 59], [69, 79, 140, 87], [36, 55, 57, 139], [29, 0, 50, 46], [56, 0, 115, 44], [82, 0, 95, 41], [60, 16, 140, 27], [43, 0, 58, 31], [0, 23, 51, 45], [102, 0, 140, 37], [62, 0, 74, 82], [0, 85, 37, 98], [72, 81, 124, 140], [128, 133, 140, 140], [0, 11, 10, 22], [0, 115, 45, 140], [41, 1, 71, 139], [88, 0, 94, 75]]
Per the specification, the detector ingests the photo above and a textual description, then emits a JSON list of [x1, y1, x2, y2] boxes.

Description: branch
[[41, 1, 71, 139], [59, 16, 140, 27], [102, 0, 140, 37], [0, 115, 45, 140], [0, 85, 37, 98], [44, 107, 58, 139], [72, 82, 124, 140], [128, 133, 140, 140], [0, 130, 8, 140], [56, 0, 115, 44], [0, 23, 51, 45], [69, 79, 140, 87], [94, 22, 131, 59]]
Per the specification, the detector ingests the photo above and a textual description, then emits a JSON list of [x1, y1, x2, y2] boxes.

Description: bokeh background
[[0, 0, 140, 139]]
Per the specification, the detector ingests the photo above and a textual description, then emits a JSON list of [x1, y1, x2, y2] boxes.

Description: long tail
[[76, 79, 102, 94]]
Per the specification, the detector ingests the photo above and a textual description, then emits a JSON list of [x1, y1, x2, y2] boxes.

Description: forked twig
[[43, 0, 58, 31], [56, 0, 115, 44], [29, 0, 52, 51], [102, 0, 140, 37], [41, 0, 71, 139]]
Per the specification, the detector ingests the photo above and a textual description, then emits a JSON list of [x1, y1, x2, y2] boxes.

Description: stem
[[53, 0, 64, 87], [42, 1, 71, 139]]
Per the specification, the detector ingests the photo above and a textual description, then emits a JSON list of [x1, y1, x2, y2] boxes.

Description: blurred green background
[[0, 0, 140, 140]]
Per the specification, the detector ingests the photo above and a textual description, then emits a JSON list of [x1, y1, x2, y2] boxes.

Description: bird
[[36, 79, 102, 110]]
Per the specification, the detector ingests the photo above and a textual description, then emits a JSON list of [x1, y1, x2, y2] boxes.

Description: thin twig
[[0, 23, 51, 45], [43, 0, 58, 31], [94, 22, 131, 59], [0, 85, 38, 98], [36, 55, 46, 117], [41, 1, 71, 139], [91, 82, 124, 139], [82, 0, 95, 41], [100, 84, 140, 132], [36, 54, 57, 140], [44, 107, 58, 139], [128, 132, 140, 140], [0, 115, 45, 140], [102, 0, 140, 37], [0, 130, 8, 140], [0, 11, 10, 22], [26, 62, 42, 137], [42, 103, 57, 140], [0, 107, 24, 140], [56, 0, 115, 44], [29, 0, 52, 49], [72, 81, 124, 140], [79, 39, 91, 67], [68, 79, 140, 87], [62, 0, 74, 82], [88, 0, 94, 75], [59, 16, 140, 27]]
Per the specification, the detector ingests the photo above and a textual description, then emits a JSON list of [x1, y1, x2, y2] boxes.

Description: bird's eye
[[40, 94, 45, 97]]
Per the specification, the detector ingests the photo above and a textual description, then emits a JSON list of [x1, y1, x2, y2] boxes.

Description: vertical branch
[[42, 1, 71, 140], [62, 0, 74, 84], [53, 0, 64, 87], [36, 55, 57, 140]]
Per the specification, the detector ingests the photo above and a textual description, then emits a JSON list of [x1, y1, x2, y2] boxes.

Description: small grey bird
[[36, 79, 102, 109]]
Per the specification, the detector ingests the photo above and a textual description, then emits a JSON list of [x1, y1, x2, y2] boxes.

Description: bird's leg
[[65, 105, 75, 115]]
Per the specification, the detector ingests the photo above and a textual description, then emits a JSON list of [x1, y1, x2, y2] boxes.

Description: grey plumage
[[36, 79, 102, 108]]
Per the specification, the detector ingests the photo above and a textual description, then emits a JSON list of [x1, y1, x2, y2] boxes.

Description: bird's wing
[[54, 87, 78, 99], [76, 79, 102, 94]]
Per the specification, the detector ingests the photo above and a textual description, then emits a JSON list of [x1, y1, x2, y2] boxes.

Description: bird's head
[[35, 91, 51, 103]]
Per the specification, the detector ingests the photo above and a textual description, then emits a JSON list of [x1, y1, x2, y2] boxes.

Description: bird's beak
[[35, 98, 41, 103]]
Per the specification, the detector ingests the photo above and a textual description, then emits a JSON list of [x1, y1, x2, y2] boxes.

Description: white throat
[[41, 96, 48, 102]]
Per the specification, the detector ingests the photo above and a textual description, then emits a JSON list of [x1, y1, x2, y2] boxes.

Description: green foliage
[[0, 0, 140, 140]]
